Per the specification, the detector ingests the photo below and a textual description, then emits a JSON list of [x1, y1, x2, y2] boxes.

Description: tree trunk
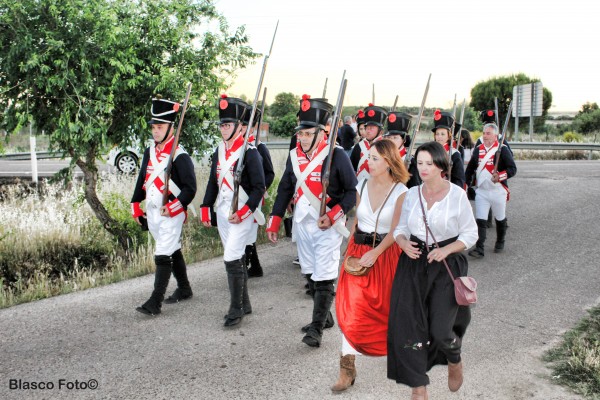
[[72, 147, 132, 251]]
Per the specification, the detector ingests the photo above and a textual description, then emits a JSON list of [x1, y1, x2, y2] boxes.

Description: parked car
[[106, 145, 142, 174]]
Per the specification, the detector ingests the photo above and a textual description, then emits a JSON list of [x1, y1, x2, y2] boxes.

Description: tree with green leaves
[[0, 0, 257, 250], [268, 92, 299, 119], [573, 104, 600, 138], [470, 73, 552, 135]]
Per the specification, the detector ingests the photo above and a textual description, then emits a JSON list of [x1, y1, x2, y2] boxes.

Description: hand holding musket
[[404, 73, 431, 170], [231, 21, 278, 216], [162, 82, 193, 208], [318, 71, 348, 220]]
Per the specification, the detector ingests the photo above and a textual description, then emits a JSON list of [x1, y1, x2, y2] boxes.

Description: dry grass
[[544, 306, 600, 399]]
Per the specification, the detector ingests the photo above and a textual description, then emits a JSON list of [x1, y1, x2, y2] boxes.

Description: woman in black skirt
[[387, 141, 478, 399]]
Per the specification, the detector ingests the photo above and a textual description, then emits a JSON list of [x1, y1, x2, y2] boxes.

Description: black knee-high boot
[[137, 255, 172, 315], [247, 243, 264, 278], [468, 219, 487, 258], [301, 274, 334, 333], [241, 255, 252, 314], [302, 280, 335, 347], [494, 218, 508, 253], [164, 249, 193, 304], [224, 258, 246, 327]]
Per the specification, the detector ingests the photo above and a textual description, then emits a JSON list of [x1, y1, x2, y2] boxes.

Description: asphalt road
[[0, 160, 599, 399]]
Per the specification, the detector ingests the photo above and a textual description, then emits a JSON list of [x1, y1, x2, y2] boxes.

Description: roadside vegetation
[[544, 305, 600, 399], [0, 162, 282, 309]]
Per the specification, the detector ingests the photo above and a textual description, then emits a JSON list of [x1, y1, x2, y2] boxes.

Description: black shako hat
[[363, 104, 388, 128], [149, 97, 180, 125], [431, 110, 455, 132], [355, 109, 366, 126], [218, 94, 249, 123], [385, 112, 412, 135], [453, 122, 462, 138], [295, 95, 333, 131], [242, 104, 261, 127], [480, 109, 496, 124]]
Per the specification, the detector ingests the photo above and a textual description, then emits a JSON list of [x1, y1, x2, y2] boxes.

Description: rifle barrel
[[405, 73, 431, 169], [162, 83, 193, 206]]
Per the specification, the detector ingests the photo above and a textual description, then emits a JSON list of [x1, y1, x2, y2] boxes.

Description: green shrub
[[562, 131, 584, 143]]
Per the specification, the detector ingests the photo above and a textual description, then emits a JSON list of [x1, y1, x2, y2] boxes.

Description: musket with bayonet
[[372, 83, 375, 105], [493, 99, 513, 173], [319, 72, 348, 218], [162, 82, 193, 207], [253, 87, 267, 147], [231, 21, 278, 216], [404, 73, 431, 170], [322, 77, 328, 98], [446, 94, 461, 179], [390, 95, 399, 112], [494, 97, 501, 129]]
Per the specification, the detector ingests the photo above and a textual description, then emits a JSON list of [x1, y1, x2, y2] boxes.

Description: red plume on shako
[[301, 94, 311, 112], [487, 110, 494, 117], [219, 94, 228, 110], [434, 109, 442, 121], [389, 114, 397, 123], [358, 110, 365, 118]]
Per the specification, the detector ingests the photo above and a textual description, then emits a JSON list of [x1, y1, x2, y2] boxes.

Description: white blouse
[[356, 178, 408, 234], [393, 183, 478, 249]]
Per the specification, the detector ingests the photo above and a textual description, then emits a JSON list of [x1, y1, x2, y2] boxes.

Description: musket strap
[[290, 148, 350, 237]]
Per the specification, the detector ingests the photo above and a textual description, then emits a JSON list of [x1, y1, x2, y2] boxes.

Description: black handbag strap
[[417, 185, 457, 282]]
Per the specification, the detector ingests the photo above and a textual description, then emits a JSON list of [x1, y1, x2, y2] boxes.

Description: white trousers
[[216, 202, 255, 262], [475, 184, 507, 220], [295, 216, 343, 281], [147, 206, 185, 256]]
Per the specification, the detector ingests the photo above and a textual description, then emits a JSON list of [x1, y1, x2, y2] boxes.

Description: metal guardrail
[[2, 141, 599, 160]]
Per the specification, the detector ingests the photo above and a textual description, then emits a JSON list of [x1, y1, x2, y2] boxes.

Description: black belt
[[354, 229, 384, 247], [410, 235, 458, 252]]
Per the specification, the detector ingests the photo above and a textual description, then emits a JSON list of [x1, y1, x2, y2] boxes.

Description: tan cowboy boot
[[411, 385, 428, 400], [330, 354, 357, 392], [448, 360, 464, 392]]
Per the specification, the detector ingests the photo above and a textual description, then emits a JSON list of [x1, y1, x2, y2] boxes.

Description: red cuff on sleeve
[[498, 170, 508, 181], [266, 215, 282, 233], [131, 202, 144, 218], [326, 204, 344, 225], [200, 206, 212, 224], [166, 199, 184, 217], [236, 204, 253, 221]]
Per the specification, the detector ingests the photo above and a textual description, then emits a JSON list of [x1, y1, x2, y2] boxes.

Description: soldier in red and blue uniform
[[465, 117, 517, 258], [266, 95, 357, 347], [432, 110, 466, 189], [350, 104, 387, 181], [131, 97, 197, 316], [383, 111, 420, 188], [199, 95, 266, 327]]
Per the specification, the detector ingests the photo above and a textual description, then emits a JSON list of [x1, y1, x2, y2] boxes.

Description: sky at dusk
[[213, 0, 598, 112]]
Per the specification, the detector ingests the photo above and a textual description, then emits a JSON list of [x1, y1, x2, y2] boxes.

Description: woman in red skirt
[[332, 139, 410, 392]]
